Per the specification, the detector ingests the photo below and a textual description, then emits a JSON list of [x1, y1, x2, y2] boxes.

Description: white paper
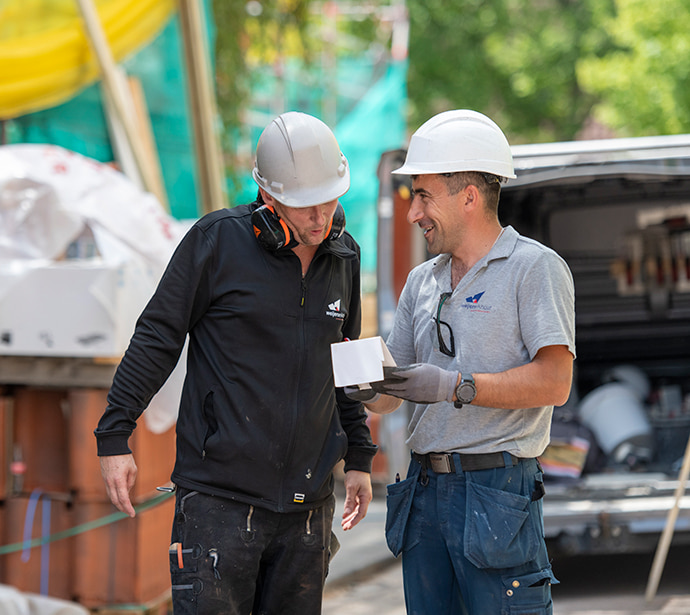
[[331, 336, 396, 387]]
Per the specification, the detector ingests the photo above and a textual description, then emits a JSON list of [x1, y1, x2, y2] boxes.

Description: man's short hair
[[440, 171, 501, 212]]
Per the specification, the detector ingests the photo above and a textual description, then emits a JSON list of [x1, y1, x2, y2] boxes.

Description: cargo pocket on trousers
[[385, 476, 416, 557], [170, 542, 203, 614], [171, 579, 203, 615], [502, 568, 557, 614], [464, 480, 539, 569]]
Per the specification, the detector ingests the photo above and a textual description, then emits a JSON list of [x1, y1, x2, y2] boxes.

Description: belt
[[413, 451, 521, 473]]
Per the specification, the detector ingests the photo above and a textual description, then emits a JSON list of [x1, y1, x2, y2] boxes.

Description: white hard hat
[[393, 109, 516, 179], [252, 112, 350, 208]]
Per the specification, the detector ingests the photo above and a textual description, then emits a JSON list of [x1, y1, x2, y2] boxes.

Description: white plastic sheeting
[[0, 144, 191, 433], [0, 583, 90, 614]]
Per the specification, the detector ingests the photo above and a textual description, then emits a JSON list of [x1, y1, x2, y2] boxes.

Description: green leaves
[[212, 0, 690, 162], [406, 0, 690, 141], [577, 0, 690, 136]]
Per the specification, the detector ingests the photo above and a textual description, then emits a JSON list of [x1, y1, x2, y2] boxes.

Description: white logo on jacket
[[326, 299, 346, 319]]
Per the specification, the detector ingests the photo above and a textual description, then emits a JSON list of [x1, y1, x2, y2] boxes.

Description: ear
[[259, 188, 275, 205], [462, 184, 481, 211]]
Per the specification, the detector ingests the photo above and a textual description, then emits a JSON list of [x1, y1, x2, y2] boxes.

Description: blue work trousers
[[169, 487, 336, 615], [389, 454, 557, 615]]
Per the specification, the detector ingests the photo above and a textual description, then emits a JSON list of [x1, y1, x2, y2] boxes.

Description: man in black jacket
[[94, 112, 377, 615]]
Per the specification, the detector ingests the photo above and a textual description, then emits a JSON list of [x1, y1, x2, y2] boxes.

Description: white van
[[376, 134, 690, 558]]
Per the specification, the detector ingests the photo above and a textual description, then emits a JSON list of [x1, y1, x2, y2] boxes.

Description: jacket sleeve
[[336, 236, 378, 473], [94, 223, 214, 456]]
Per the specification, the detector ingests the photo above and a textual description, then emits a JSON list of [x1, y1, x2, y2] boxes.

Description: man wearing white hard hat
[[96, 112, 376, 614], [359, 110, 576, 614]]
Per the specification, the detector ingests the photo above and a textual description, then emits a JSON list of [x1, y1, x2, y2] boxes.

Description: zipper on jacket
[[279, 264, 308, 510]]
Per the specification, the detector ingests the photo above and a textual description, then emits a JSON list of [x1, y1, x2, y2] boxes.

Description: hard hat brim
[[253, 167, 350, 208], [391, 160, 517, 179]]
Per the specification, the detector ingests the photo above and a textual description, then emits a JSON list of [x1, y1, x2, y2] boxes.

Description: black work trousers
[[169, 487, 336, 615]]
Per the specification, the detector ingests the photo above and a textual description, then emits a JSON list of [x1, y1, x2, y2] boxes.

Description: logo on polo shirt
[[462, 291, 492, 313], [326, 298, 346, 319], [466, 292, 485, 304]]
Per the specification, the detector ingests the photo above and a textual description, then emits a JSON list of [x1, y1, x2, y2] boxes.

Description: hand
[[343, 385, 381, 403], [341, 470, 373, 530], [100, 454, 138, 518], [371, 364, 458, 404]]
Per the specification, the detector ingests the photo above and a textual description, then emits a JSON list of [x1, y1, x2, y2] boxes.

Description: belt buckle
[[429, 453, 454, 473]]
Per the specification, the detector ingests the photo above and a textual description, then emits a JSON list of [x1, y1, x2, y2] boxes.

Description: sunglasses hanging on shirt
[[433, 291, 456, 357]]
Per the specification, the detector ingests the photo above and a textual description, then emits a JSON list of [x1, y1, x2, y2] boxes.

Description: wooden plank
[[0, 356, 117, 389], [75, 0, 160, 199], [128, 76, 170, 212], [645, 431, 690, 602], [177, 0, 228, 214], [103, 71, 171, 212]]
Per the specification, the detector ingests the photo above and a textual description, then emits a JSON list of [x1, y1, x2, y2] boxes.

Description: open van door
[[376, 134, 690, 558]]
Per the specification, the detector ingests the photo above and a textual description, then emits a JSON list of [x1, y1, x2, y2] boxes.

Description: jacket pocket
[[385, 477, 416, 557], [464, 480, 539, 569], [201, 389, 218, 459]]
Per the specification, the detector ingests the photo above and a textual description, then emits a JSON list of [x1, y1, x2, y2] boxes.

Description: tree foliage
[[406, 0, 616, 143], [213, 0, 690, 151], [213, 0, 315, 140], [213, 0, 254, 135], [213, 0, 388, 137], [577, 0, 690, 136]]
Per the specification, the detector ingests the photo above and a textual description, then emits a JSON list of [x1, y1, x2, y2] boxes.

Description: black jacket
[[95, 203, 377, 512]]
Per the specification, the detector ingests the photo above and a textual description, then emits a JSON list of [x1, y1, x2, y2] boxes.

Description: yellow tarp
[[0, 0, 176, 119]]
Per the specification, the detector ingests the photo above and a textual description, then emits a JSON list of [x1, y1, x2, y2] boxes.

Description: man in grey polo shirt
[[359, 110, 575, 614]]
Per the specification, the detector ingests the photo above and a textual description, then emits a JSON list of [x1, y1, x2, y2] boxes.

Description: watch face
[[457, 382, 476, 404]]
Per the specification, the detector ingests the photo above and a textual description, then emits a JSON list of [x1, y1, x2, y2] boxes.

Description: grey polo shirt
[[385, 225, 576, 458]]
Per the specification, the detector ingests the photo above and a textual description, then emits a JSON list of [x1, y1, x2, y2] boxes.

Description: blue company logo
[[466, 292, 485, 304], [462, 291, 492, 312]]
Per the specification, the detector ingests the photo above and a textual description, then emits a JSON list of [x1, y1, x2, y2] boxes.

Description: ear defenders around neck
[[328, 202, 346, 241], [252, 204, 294, 251], [252, 202, 346, 252]]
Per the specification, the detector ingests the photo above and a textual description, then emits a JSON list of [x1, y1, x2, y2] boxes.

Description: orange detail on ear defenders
[[251, 204, 293, 251], [327, 203, 346, 241], [251, 202, 346, 251]]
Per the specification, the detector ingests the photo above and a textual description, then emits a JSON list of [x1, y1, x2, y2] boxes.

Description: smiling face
[[272, 199, 339, 247], [407, 174, 468, 255]]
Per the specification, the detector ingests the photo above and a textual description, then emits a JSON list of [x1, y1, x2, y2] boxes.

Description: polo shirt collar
[[430, 225, 518, 287]]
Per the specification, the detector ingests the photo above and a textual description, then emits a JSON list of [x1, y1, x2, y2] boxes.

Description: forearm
[[370, 345, 573, 410], [472, 346, 573, 410], [95, 323, 185, 454]]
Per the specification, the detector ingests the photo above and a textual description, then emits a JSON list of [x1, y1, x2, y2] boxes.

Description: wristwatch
[[454, 374, 477, 408]]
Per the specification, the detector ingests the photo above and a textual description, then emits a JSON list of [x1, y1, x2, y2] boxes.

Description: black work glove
[[371, 364, 458, 404], [343, 386, 381, 403]]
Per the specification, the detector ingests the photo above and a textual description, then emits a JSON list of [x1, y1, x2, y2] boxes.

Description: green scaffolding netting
[[5, 7, 407, 278]]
